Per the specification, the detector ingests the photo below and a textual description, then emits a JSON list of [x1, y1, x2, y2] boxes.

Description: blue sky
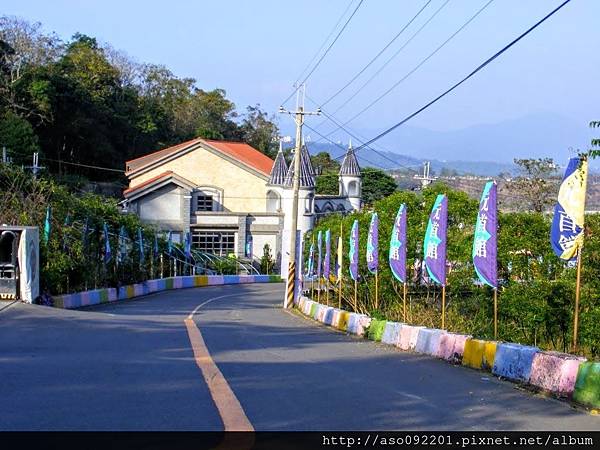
[[4, 0, 599, 163]]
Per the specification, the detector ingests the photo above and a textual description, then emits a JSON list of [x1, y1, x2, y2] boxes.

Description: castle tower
[[266, 144, 288, 209], [280, 144, 316, 279], [339, 140, 362, 211]]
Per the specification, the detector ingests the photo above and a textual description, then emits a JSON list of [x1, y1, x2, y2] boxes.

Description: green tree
[[0, 110, 40, 164], [361, 167, 397, 205], [311, 151, 340, 173], [509, 158, 558, 212], [312, 151, 341, 195], [260, 243, 274, 274], [193, 88, 239, 140], [316, 172, 339, 195], [240, 104, 279, 157], [589, 121, 600, 158]]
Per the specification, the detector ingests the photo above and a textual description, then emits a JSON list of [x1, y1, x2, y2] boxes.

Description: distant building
[[123, 138, 361, 275]]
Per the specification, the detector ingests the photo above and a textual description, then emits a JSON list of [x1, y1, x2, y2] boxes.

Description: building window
[[266, 190, 281, 212], [192, 230, 236, 255], [196, 195, 214, 211]]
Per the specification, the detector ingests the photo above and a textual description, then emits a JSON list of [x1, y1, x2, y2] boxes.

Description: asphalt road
[[0, 283, 598, 431]]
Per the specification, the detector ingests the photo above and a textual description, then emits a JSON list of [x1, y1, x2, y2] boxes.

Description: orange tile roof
[[126, 138, 202, 174], [123, 170, 174, 196], [125, 138, 274, 177], [202, 139, 274, 176]]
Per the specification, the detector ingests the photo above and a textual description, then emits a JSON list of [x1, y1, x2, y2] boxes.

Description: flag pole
[[573, 247, 583, 352], [326, 277, 329, 306], [317, 274, 321, 303], [375, 270, 379, 310], [311, 236, 315, 300], [339, 222, 343, 309], [403, 282, 407, 323], [354, 278, 358, 312], [441, 284, 446, 330], [493, 287, 498, 340]]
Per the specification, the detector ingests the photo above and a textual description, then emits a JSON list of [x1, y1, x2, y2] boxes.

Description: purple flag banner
[[324, 229, 331, 280], [367, 212, 379, 274], [349, 220, 359, 281], [389, 204, 407, 283], [473, 181, 498, 288], [423, 194, 448, 286], [316, 230, 322, 280]]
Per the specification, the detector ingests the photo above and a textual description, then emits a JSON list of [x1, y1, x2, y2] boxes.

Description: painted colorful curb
[[54, 275, 282, 309], [381, 322, 403, 346], [529, 351, 587, 397], [492, 343, 539, 383], [366, 319, 386, 342], [573, 362, 600, 408], [294, 296, 600, 411]]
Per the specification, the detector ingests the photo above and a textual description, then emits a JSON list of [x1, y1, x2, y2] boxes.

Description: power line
[[323, 0, 495, 139], [320, 0, 433, 108], [321, 0, 452, 123], [354, 0, 573, 153], [304, 94, 420, 173], [40, 156, 124, 173], [280, 0, 365, 107], [292, 0, 357, 87], [303, 121, 417, 174]]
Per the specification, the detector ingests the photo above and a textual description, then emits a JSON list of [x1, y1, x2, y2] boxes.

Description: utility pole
[[279, 86, 320, 308]]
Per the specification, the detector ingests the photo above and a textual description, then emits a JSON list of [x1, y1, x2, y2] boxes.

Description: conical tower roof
[[268, 145, 288, 185], [339, 140, 361, 176], [284, 145, 315, 188]]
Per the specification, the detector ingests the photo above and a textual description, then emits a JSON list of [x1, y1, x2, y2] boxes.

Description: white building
[[123, 138, 362, 275]]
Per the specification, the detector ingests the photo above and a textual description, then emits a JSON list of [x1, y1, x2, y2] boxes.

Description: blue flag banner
[[551, 157, 588, 261], [43, 205, 52, 244], [103, 223, 112, 264], [117, 226, 127, 264], [185, 231, 192, 260], [389, 204, 407, 283], [167, 231, 173, 255], [154, 234, 159, 256], [473, 181, 498, 288], [137, 228, 145, 264], [367, 212, 379, 274]]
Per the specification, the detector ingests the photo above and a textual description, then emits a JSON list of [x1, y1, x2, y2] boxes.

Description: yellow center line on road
[[184, 293, 254, 432]]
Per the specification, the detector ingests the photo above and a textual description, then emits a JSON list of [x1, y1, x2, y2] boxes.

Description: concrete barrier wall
[[347, 313, 360, 334], [366, 319, 386, 342], [381, 322, 403, 346], [338, 311, 350, 331], [529, 351, 587, 396], [415, 328, 446, 356], [356, 315, 372, 337], [573, 362, 600, 408], [54, 275, 282, 309], [492, 343, 539, 382], [324, 308, 336, 326], [292, 299, 597, 404], [331, 309, 342, 328], [462, 339, 486, 369], [483, 341, 497, 371], [398, 325, 424, 351]]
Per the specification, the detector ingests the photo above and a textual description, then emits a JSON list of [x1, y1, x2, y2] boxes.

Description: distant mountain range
[[291, 112, 595, 176], [301, 141, 517, 176]]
